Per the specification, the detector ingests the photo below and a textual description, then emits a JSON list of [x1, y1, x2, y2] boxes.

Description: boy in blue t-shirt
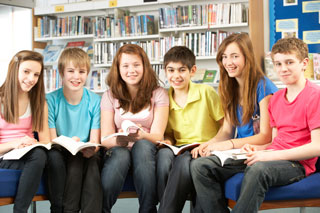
[[46, 47, 102, 213]]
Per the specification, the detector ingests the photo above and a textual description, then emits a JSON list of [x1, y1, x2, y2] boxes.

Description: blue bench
[[0, 169, 137, 211], [225, 158, 320, 212]]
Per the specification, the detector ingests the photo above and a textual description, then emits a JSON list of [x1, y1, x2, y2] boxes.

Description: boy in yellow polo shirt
[[157, 46, 224, 213]]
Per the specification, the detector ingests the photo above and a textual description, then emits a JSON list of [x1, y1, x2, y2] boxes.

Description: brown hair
[[271, 37, 309, 62], [217, 33, 265, 126], [58, 47, 90, 77], [0, 50, 45, 131], [163, 46, 196, 70], [106, 44, 159, 113]]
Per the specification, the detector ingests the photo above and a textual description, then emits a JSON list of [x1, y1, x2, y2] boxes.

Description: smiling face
[[18, 60, 42, 93], [165, 62, 196, 92], [222, 42, 246, 80], [62, 61, 88, 92], [119, 53, 144, 88], [273, 52, 308, 85]]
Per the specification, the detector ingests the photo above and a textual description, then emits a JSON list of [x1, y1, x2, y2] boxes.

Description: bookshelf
[[33, 0, 264, 92]]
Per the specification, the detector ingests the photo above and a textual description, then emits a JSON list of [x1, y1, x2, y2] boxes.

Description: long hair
[[0, 50, 45, 132], [217, 33, 265, 126], [106, 44, 159, 113]]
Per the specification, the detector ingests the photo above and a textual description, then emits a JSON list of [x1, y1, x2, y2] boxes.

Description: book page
[[52, 135, 99, 155], [2, 143, 52, 160], [157, 142, 200, 155]]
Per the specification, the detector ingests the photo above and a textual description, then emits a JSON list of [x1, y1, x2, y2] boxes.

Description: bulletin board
[[269, 0, 320, 53]]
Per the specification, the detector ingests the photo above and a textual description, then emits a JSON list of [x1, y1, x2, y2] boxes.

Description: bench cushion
[[225, 172, 320, 201], [0, 169, 46, 197]]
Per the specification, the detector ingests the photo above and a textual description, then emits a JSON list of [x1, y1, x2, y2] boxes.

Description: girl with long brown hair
[[100, 44, 169, 213], [0, 50, 49, 212], [190, 33, 278, 212]]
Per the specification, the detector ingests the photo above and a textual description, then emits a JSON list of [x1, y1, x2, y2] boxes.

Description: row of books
[[42, 41, 93, 64], [44, 67, 62, 92], [95, 14, 156, 38], [93, 40, 161, 65], [158, 3, 248, 29], [36, 16, 94, 38]]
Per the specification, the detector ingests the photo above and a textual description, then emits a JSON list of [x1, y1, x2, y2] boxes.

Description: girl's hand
[[241, 144, 258, 153], [201, 140, 233, 157], [72, 136, 81, 142], [15, 136, 37, 149], [157, 139, 172, 148]]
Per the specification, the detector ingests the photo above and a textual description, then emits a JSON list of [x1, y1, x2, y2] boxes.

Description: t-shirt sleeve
[[153, 87, 169, 107], [100, 90, 115, 111], [257, 77, 278, 103], [91, 95, 101, 130], [46, 93, 56, 129], [206, 86, 224, 121], [268, 95, 276, 128], [307, 90, 320, 130]]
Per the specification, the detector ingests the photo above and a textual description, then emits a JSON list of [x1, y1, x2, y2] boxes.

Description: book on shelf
[[203, 70, 218, 83], [313, 53, 320, 80], [157, 142, 200, 156], [66, 41, 85, 48], [1, 135, 102, 160], [43, 44, 65, 63], [191, 68, 206, 83], [305, 53, 314, 80], [101, 120, 145, 141]]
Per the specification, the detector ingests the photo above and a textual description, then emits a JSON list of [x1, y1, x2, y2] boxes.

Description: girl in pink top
[[0, 50, 50, 213], [100, 44, 169, 213]]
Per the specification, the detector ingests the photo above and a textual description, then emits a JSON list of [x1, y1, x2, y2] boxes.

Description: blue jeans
[[232, 160, 305, 213], [0, 147, 47, 213], [156, 147, 174, 201], [101, 140, 158, 213], [158, 151, 200, 213], [191, 156, 247, 213]]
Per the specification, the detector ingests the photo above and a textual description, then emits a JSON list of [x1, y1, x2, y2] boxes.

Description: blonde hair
[[0, 50, 45, 131], [58, 47, 90, 77]]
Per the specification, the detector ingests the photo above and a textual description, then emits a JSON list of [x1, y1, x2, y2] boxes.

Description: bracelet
[[230, 139, 235, 149]]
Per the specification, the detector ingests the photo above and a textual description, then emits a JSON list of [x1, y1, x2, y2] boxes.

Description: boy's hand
[[81, 147, 95, 158], [191, 147, 201, 159], [245, 151, 276, 166], [72, 136, 81, 142]]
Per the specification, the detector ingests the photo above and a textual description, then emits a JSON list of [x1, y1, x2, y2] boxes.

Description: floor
[[0, 200, 319, 213]]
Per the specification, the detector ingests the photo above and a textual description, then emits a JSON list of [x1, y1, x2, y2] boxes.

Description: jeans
[[158, 151, 200, 213], [156, 147, 174, 201], [232, 160, 305, 213], [191, 156, 246, 213], [101, 140, 158, 213], [47, 145, 102, 213], [0, 147, 47, 213]]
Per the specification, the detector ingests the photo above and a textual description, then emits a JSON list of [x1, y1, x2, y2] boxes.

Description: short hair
[[163, 46, 196, 70], [58, 47, 90, 77], [271, 37, 309, 62]]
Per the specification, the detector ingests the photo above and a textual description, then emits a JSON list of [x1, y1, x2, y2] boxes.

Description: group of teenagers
[[1, 32, 320, 213]]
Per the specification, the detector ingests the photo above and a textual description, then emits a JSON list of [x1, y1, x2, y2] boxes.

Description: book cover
[[157, 142, 200, 155], [203, 70, 218, 83], [101, 120, 144, 141], [313, 53, 320, 80], [43, 44, 65, 63]]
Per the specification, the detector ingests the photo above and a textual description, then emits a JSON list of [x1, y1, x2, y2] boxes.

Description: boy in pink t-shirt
[[232, 38, 320, 212]]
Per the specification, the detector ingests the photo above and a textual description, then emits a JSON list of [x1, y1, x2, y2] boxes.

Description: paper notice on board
[[303, 31, 320, 44], [302, 1, 320, 13], [276, 19, 298, 32]]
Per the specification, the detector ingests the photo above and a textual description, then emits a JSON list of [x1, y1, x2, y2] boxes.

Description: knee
[[102, 147, 130, 171], [30, 147, 47, 166], [157, 149, 174, 174], [244, 162, 268, 177], [190, 158, 209, 177], [132, 140, 155, 153]]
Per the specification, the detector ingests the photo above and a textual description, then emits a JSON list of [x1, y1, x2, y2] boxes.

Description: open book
[[211, 149, 248, 166], [1, 135, 102, 160], [101, 120, 145, 141], [157, 142, 200, 155]]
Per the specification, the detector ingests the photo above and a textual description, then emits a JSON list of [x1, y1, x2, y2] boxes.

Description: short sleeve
[[46, 92, 56, 129], [101, 90, 115, 111], [153, 87, 169, 107], [206, 86, 224, 121], [307, 89, 320, 130], [257, 77, 278, 103], [90, 94, 101, 130]]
